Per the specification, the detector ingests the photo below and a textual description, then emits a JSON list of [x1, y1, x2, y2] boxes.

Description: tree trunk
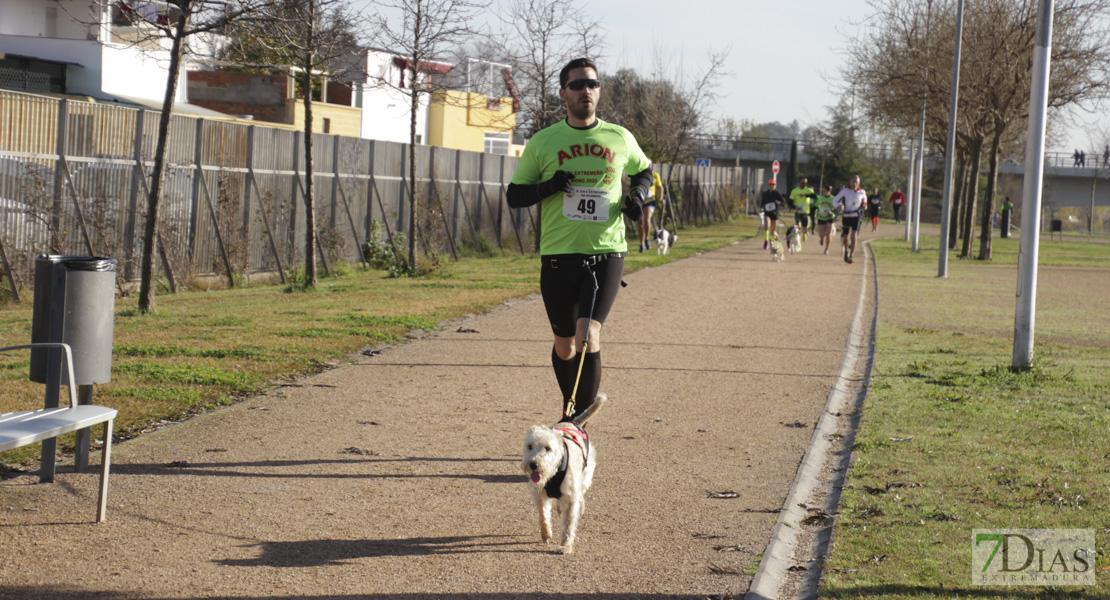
[[138, 9, 188, 313], [302, 70, 318, 287], [408, 85, 418, 267], [977, 134, 1002, 260], [960, 141, 982, 259], [949, 157, 967, 250]]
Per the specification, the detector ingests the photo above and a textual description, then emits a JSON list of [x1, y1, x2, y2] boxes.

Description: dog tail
[[572, 392, 607, 426]]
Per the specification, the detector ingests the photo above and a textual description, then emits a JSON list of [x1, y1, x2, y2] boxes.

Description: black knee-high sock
[[571, 351, 601, 418], [551, 346, 574, 402]]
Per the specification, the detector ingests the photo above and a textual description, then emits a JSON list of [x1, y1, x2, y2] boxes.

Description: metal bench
[[0, 343, 117, 523]]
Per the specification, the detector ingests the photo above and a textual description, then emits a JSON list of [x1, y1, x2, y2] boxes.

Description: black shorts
[[842, 215, 862, 234], [540, 254, 625, 338], [795, 212, 810, 228], [764, 210, 780, 222]]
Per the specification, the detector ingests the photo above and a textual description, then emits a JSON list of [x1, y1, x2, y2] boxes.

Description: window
[[45, 7, 58, 38], [484, 132, 510, 155], [322, 118, 331, 134]]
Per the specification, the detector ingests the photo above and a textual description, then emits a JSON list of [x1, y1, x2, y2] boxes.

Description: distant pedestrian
[[1103, 145, 1109, 168], [1074, 149, 1082, 167], [1080, 150, 1087, 167], [1001, 197, 1014, 238], [889, 187, 906, 223]]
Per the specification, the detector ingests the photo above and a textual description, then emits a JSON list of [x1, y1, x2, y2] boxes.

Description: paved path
[[0, 225, 881, 599]]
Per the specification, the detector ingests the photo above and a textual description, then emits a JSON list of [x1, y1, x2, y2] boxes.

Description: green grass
[[0, 218, 756, 471], [820, 234, 1110, 599]]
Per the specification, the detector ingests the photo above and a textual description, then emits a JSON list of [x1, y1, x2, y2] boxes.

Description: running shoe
[[824, 248, 829, 255], [639, 243, 644, 253], [763, 240, 768, 249], [646, 239, 651, 250]]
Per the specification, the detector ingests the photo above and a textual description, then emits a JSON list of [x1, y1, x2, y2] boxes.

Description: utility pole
[[938, 0, 965, 277], [1013, 0, 1053, 370], [913, 0, 933, 253], [906, 140, 916, 241]]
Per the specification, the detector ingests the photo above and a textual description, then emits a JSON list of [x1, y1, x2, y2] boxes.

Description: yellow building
[[426, 90, 516, 155]]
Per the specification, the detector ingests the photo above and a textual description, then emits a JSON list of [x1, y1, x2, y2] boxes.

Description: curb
[[744, 239, 879, 600]]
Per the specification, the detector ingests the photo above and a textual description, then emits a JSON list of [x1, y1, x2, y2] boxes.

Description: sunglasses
[[565, 78, 601, 91]]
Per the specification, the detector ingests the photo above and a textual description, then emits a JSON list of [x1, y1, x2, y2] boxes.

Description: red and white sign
[[772, 160, 780, 174]]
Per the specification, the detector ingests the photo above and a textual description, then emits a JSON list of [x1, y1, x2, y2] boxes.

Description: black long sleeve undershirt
[[506, 182, 543, 208], [506, 167, 655, 209]]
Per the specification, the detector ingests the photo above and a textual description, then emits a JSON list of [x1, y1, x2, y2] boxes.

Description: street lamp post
[[938, 0, 965, 277], [1013, 0, 1054, 369]]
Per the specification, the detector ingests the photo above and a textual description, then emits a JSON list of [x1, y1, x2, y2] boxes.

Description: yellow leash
[[563, 265, 600, 419]]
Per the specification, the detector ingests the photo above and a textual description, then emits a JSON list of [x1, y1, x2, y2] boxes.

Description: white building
[[335, 48, 452, 146], [0, 0, 208, 109]]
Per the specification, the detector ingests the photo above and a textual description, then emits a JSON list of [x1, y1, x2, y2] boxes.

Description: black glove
[[537, 170, 576, 199], [622, 190, 644, 221]]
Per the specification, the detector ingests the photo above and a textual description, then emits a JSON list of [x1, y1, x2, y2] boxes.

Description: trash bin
[[30, 255, 117, 386]]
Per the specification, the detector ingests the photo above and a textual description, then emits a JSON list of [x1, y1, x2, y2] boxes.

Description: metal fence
[[0, 89, 746, 290]]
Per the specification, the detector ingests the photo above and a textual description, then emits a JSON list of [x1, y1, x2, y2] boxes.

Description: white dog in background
[[786, 225, 802, 254], [654, 229, 677, 255], [521, 393, 607, 554]]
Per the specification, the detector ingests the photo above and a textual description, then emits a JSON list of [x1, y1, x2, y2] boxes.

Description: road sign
[[696, 158, 711, 167], [772, 160, 780, 174]]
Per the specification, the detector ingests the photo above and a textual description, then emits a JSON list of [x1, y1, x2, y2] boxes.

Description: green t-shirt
[[511, 119, 650, 255], [790, 186, 814, 212], [815, 194, 837, 222]]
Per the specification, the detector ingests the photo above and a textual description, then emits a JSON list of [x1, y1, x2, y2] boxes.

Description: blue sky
[[362, 0, 1094, 152]]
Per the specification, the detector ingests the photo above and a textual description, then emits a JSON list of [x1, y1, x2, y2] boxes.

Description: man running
[[789, 177, 815, 242], [638, 167, 663, 252], [814, 185, 837, 254], [506, 57, 652, 420], [760, 179, 786, 249], [867, 187, 882, 231], [834, 175, 868, 264]]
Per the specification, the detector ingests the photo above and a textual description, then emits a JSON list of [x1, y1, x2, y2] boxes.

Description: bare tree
[[74, 1, 272, 313], [219, 0, 366, 288], [493, 0, 603, 136], [370, 0, 490, 270], [843, 0, 1110, 260]]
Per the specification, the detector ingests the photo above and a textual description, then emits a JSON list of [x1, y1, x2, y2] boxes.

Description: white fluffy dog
[[786, 225, 802, 254], [521, 393, 607, 554], [654, 228, 677, 255]]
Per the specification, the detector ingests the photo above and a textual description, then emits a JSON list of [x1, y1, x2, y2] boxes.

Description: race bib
[[563, 187, 611, 222], [763, 202, 778, 212], [819, 206, 833, 217]]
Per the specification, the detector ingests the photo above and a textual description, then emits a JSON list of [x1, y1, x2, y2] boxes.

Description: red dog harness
[[543, 425, 590, 499]]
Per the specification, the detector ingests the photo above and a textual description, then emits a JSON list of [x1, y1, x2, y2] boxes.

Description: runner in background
[[789, 177, 815, 242], [833, 175, 868, 265], [889, 187, 906, 224], [639, 167, 664, 252], [867, 188, 882, 232], [814, 185, 837, 254], [760, 179, 786, 249]]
